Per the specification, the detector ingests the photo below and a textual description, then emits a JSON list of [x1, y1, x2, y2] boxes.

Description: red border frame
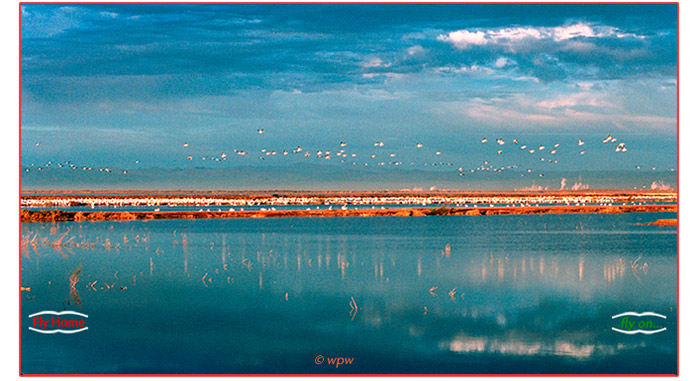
[[18, 1, 681, 377]]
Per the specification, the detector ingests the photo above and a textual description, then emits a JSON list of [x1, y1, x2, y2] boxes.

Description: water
[[20, 212, 677, 374]]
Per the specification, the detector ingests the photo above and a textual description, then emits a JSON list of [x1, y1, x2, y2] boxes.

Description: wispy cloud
[[20, 4, 677, 172], [437, 22, 643, 50]]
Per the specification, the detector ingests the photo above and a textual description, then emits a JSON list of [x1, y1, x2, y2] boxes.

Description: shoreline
[[21, 204, 677, 223], [22, 190, 676, 208], [21, 189, 677, 197]]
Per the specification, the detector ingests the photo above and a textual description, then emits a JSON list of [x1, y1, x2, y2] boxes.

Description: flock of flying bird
[[25, 131, 671, 178]]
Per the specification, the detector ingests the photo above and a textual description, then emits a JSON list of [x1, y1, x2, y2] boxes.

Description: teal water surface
[[20, 212, 677, 374]]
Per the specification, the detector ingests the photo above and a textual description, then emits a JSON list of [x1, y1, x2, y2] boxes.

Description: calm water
[[20, 212, 677, 374]]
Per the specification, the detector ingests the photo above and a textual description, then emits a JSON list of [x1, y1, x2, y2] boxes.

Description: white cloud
[[494, 57, 512, 68], [490, 27, 544, 41], [437, 30, 488, 49], [436, 65, 495, 75], [536, 92, 607, 109], [361, 58, 390, 68], [407, 45, 426, 56], [437, 22, 642, 50], [552, 23, 600, 41]]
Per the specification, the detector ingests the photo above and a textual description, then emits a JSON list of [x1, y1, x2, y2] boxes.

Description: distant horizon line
[[20, 188, 677, 195]]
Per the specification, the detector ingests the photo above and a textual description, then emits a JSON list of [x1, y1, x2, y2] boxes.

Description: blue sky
[[20, 4, 677, 189]]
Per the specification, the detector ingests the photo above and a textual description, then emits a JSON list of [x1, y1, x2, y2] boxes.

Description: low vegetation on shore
[[21, 204, 677, 223]]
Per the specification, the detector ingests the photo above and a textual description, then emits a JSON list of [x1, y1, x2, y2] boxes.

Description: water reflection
[[21, 213, 677, 374]]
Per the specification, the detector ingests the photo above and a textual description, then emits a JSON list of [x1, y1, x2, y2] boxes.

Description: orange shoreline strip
[[638, 218, 678, 226], [21, 204, 677, 223]]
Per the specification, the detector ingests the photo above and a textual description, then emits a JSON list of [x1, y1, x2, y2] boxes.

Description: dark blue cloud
[[20, 4, 677, 176], [22, 4, 676, 88]]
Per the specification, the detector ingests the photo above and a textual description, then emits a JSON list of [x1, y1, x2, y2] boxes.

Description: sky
[[20, 3, 678, 190]]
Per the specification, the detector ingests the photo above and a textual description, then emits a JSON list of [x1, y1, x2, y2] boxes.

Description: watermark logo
[[612, 311, 666, 335], [314, 355, 354, 368], [28, 311, 88, 334]]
